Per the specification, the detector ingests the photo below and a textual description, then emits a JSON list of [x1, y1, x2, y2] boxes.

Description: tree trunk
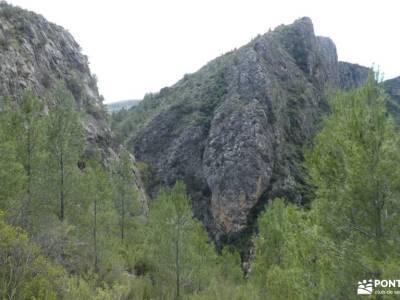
[[94, 196, 98, 272], [121, 197, 125, 243], [59, 151, 65, 222], [175, 223, 181, 299]]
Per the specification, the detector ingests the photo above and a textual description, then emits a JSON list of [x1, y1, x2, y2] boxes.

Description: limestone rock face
[[0, 3, 115, 157], [114, 17, 370, 242], [0, 3, 148, 210]]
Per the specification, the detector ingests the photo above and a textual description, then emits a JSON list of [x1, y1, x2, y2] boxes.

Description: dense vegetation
[[1, 74, 399, 299], [0, 83, 242, 299]]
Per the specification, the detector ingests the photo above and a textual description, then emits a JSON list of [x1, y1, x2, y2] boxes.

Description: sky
[[7, 0, 400, 103]]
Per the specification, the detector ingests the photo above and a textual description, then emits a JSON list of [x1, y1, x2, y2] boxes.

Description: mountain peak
[[276, 16, 315, 37], [294, 16, 314, 26]]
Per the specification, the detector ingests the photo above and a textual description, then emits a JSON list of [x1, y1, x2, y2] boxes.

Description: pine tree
[[14, 91, 48, 227], [111, 150, 138, 244], [251, 199, 322, 300], [144, 182, 218, 299], [251, 74, 400, 299], [304, 73, 400, 295], [83, 154, 115, 273], [46, 83, 84, 222], [0, 92, 47, 228], [0, 97, 26, 216]]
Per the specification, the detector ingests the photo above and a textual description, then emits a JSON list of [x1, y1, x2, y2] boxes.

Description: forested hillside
[[1, 2, 400, 299]]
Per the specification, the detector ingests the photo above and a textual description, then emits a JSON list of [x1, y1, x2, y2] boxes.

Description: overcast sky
[[7, 0, 400, 103]]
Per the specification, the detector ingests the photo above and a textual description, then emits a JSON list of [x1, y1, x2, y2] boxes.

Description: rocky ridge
[[114, 17, 370, 244]]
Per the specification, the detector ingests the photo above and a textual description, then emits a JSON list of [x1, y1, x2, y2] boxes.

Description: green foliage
[[0, 91, 51, 229], [0, 212, 65, 300], [111, 150, 139, 244], [5, 69, 399, 299], [46, 83, 85, 222], [66, 76, 83, 101], [143, 182, 219, 298], [251, 199, 327, 299], [218, 246, 244, 284], [110, 55, 231, 146], [189, 281, 260, 300], [135, 161, 160, 193], [251, 73, 400, 299], [0, 97, 26, 214], [0, 85, 153, 298], [14, 91, 48, 227], [83, 154, 123, 277], [304, 73, 400, 294]]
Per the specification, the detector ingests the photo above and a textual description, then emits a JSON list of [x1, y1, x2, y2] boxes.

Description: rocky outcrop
[[0, 2, 115, 156], [0, 2, 148, 210], [115, 17, 369, 243]]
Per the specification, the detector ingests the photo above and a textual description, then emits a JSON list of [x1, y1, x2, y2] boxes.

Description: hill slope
[[112, 17, 370, 243], [0, 2, 115, 156], [0, 2, 148, 209]]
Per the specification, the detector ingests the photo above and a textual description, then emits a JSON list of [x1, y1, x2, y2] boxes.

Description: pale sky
[[7, 0, 400, 103]]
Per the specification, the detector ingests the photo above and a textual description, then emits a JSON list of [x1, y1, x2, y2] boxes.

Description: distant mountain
[[111, 17, 370, 244], [106, 99, 140, 112]]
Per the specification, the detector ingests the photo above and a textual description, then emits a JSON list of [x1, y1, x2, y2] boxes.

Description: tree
[[250, 74, 400, 299], [83, 154, 115, 273], [111, 150, 139, 244], [46, 83, 84, 222], [251, 199, 324, 300], [0, 97, 26, 216], [0, 92, 47, 228], [143, 182, 218, 299], [304, 73, 400, 296], [14, 91, 46, 218]]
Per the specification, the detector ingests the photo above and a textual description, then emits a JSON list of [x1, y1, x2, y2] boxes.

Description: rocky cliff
[[113, 17, 370, 244], [0, 2, 116, 156], [0, 2, 148, 210]]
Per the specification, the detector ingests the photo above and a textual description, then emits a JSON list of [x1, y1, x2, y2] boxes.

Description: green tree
[[0, 97, 26, 216], [251, 74, 400, 299], [111, 150, 138, 244], [14, 91, 46, 218], [144, 182, 218, 299], [46, 83, 84, 222], [251, 199, 323, 300], [0, 92, 47, 228], [83, 154, 117, 274], [304, 73, 400, 296]]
